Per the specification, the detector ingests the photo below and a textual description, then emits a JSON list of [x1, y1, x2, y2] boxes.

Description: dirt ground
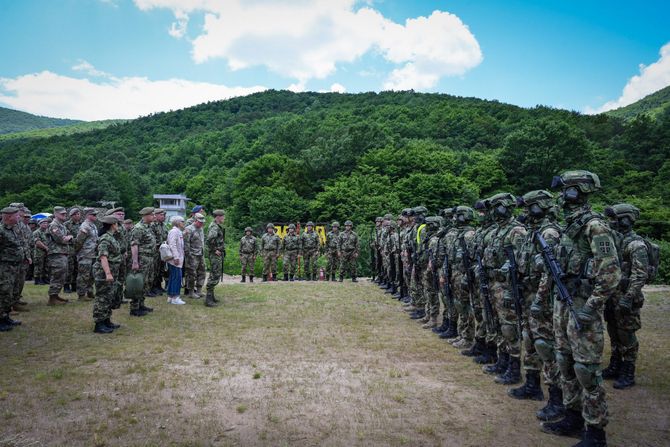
[[0, 281, 668, 446]]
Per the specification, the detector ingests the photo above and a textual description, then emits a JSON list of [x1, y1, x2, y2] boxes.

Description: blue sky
[[0, 0, 668, 120]]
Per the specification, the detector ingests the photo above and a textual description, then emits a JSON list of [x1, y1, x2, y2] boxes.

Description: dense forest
[[1, 90, 669, 279], [0, 106, 81, 134]]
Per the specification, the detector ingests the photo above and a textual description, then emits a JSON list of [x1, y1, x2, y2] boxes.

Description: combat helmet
[[551, 170, 601, 193], [331, 221, 340, 228], [266, 223, 275, 229], [244, 226, 253, 232], [518, 190, 555, 209], [344, 220, 353, 226], [288, 223, 296, 230], [454, 206, 475, 222], [488, 193, 517, 207], [306, 221, 314, 227], [604, 203, 640, 222], [425, 216, 443, 228], [413, 206, 428, 215]]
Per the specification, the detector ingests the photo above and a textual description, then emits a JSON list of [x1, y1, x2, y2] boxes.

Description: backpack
[[643, 238, 660, 283]]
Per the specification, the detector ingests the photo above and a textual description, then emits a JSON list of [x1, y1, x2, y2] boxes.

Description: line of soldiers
[[244, 220, 360, 282], [370, 170, 652, 447]]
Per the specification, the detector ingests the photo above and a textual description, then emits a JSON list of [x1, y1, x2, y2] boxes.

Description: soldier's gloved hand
[[576, 304, 598, 326], [619, 294, 633, 315], [530, 299, 542, 318]]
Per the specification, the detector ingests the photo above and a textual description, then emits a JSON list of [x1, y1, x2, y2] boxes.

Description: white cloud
[[0, 70, 266, 121], [588, 42, 670, 114], [133, 0, 482, 90], [72, 59, 110, 77], [330, 83, 346, 93]]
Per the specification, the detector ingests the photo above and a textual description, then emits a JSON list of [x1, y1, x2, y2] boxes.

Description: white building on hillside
[[153, 194, 190, 219]]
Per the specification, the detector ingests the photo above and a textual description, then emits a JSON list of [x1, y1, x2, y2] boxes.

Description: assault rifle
[[442, 250, 454, 310], [534, 231, 581, 332], [458, 237, 475, 309], [504, 245, 525, 339], [476, 253, 497, 333], [429, 248, 440, 293]]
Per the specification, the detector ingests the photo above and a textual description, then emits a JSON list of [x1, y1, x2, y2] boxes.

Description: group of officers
[[369, 170, 651, 447]]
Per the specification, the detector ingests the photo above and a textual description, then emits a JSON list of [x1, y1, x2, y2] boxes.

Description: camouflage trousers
[[206, 254, 223, 292], [421, 267, 439, 319], [13, 261, 27, 303], [491, 278, 520, 357], [153, 255, 167, 289], [185, 255, 206, 292], [604, 293, 642, 362], [303, 249, 319, 278], [262, 251, 278, 276], [138, 254, 156, 295], [67, 253, 78, 286], [339, 251, 357, 279], [48, 254, 68, 296], [529, 287, 559, 384], [452, 270, 474, 341], [554, 296, 607, 428], [76, 258, 95, 297], [325, 250, 339, 277], [240, 253, 255, 276], [410, 263, 426, 308], [113, 260, 126, 308], [0, 262, 20, 314], [92, 264, 120, 323], [519, 288, 542, 372], [470, 276, 486, 341], [33, 250, 48, 279], [381, 252, 391, 282], [283, 251, 298, 276]]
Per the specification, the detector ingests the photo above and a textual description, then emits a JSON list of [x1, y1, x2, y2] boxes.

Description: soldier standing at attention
[[150, 209, 168, 295], [450, 207, 478, 350], [540, 170, 620, 447], [325, 222, 340, 281], [300, 221, 321, 280], [0, 207, 25, 332], [282, 224, 300, 281], [421, 216, 443, 329], [337, 220, 359, 282], [92, 215, 123, 334], [74, 208, 99, 301], [602, 204, 649, 390], [47, 206, 73, 305], [8, 205, 32, 311], [239, 227, 257, 283], [183, 213, 206, 299], [107, 208, 129, 309], [64, 207, 82, 294], [371, 217, 382, 283], [130, 207, 156, 316], [32, 219, 50, 285], [204, 209, 226, 307], [260, 223, 280, 282]]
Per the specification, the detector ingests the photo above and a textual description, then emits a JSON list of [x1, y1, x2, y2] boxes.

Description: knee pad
[[534, 338, 555, 363], [574, 362, 600, 392], [555, 351, 574, 379], [501, 324, 517, 342]]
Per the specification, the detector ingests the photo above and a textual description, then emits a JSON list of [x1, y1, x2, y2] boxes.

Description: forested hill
[[605, 85, 670, 121], [1, 90, 669, 243], [0, 106, 81, 134]]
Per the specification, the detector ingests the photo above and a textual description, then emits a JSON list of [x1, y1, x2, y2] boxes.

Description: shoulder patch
[[592, 233, 615, 259]]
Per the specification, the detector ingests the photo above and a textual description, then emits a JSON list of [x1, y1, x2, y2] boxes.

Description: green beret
[[69, 207, 81, 216], [54, 206, 67, 214], [100, 215, 119, 225], [153, 208, 166, 215], [84, 208, 98, 216], [106, 207, 124, 215], [212, 209, 225, 216], [139, 207, 155, 215], [1, 206, 19, 214]]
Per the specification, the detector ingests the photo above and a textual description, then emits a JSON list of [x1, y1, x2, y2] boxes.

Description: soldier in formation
[[300, 221, 321, 280], [281, 224, 300, 281], [260, 223, 280, 281], [239, 227, 257, 282], [32, 218, 50, 285], [338, 221, 359, 282], [324, 222, 340, 281]]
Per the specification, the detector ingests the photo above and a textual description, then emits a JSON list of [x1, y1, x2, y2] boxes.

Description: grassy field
[[0, 280, 668, 447]]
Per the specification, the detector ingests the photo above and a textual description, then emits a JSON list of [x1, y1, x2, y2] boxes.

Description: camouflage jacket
[[483, 218, 526, 273], [94, 232, 122, 275], [183, 224, 204, 257], [338, 230, 359, 254], [131, 221, 157, 257], [521, 217, 561, 295], [151, 222, 168, 248], [17, 221, 32, 261], [325, 231, 340, 252], [615, 230, 648, 300], [206, 222, 225, 255], [0, 223, 26, 263], [282, 233, 300, 252], [300, 231, 320, 251], [32, 229, 49, 252], [453, 225, 476, 277], [239, 235, 258, 255], [47, 220, 72, 255], [75, 219, 99, 260], [260, 233, 281, 252]]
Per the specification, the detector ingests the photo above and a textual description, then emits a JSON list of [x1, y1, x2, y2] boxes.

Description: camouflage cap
[[9, 202, 24, 208], [212, 209, 225, 216], [244, 226, 253, 232], [54, 206, 67, 214], [488, 193, 516, 207], [139, 207, 155, 215], [83, 208, 98, 216], [266, 223, 275, 229], [23, 208, 32, 215], [106, 207, 124, 215], [551, 170, 601, 193], [154, 208, 166, 215], [1, 206, 19, 214], [100, 215, 119, 225], [331, 221, 340, 227], [344, 220, 353, 226], [604, 203, 640, 222], [288, 223, 296, 230], [375, 216, 383, 222], [69, 207, 81, 216], [306, 221, 314, 226], [194, 213, 205, 223]]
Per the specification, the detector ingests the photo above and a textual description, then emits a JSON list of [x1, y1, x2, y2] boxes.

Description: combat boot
[[537, 384, 565, 422], [422, 316, 438, 329], [205, 291, 218, 307], [94, 321, 113, 334], [495, 356, 521, 384], [339, 275, 344, 282], [48, 295, 67, 306], [432, 318, 449, 334], [249, 276, 254, 283], [184, 288, 190, 296], [541, 408, 584, 438], [508, 369, 544, 400], [0, 316, 13, 332], [130, 308, 148, 317], [453, 338, 473, 350], [140, 304, 153, 312], [262, 274, 267, 282], [484, 351, 508, 375], [474, 343, 498, 364], [409, 310, 425, 320], [419, 313, 430, 324], [462, 338, 485, 357], [2, 315, 21, 326], [601, 353, 620, 380], [283, 273, 289, 281], [87, 290, 95, 299], [573, 425, 606, 447], [352, 277, 358, 283], [331, 274, 336, 281], [439, 320, 458, 339], [290, 275, 295, 282], [241, 275, 246, 283], [64, 284, 72, 294], [105, 319, 120, 329], [613, 360, 636, 389]]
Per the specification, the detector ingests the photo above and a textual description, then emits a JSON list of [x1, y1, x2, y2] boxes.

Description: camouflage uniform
[[338, 224, 359, 280], [32, 227, 49, 283], [452, 220, 477, 346], [0, 220, 25, 319], [282, 229, 300, 279], [183, 223, 206, 294], [325, 224, 340, 280], [75, 218, 99, 298], [92, 231, 122, 323], [205, 219, 226, 293], [47, 218, 72, 297], [260, 228, 281, 279], [150, 218, 168, 291], [14, 217, 32, 302], [437, 223, 460, 331], [65, 215, 82, 290], [300, 226, 321, 280], [113, 224, 129, 308], [422, 218, 442, 327], [239, 231, 257, 278], [130, 219, 156, 309], [411, 221, 428, 311]]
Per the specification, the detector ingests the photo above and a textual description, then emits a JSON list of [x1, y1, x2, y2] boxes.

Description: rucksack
[[643, 238, 660, 283]]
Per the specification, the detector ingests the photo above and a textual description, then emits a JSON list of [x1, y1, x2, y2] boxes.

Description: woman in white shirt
[[166, 216, 186, 304]]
